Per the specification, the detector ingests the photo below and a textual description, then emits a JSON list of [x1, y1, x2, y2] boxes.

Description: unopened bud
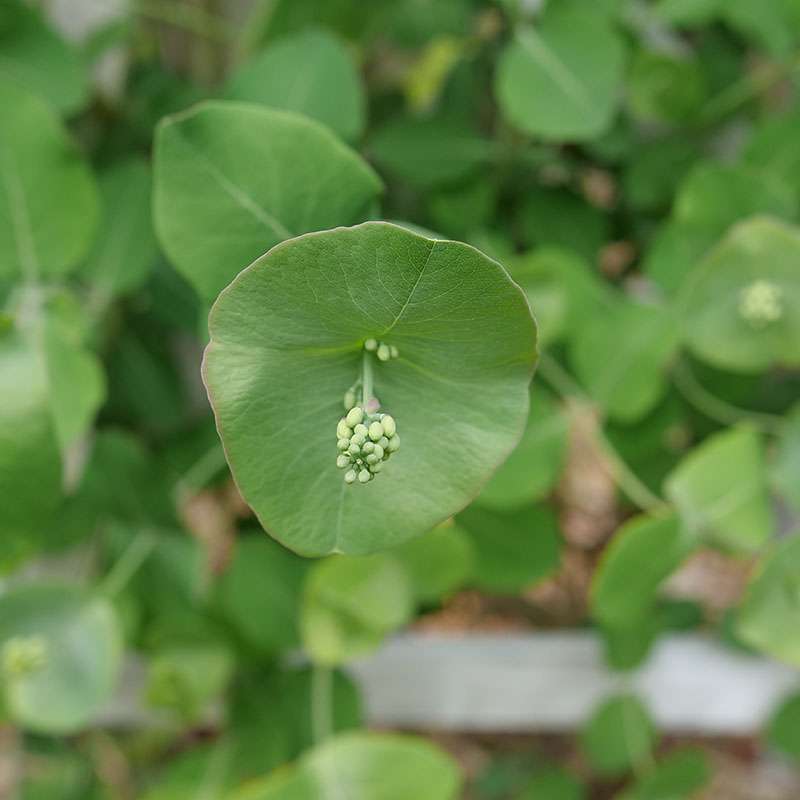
[[372, 444, 384, 460], [337, 438, 350, 451], [377, 343, 391, 362], [381, 415, 396, 437], [358, 469, 372, 483], [368, 421, 384, 441], [336, 454, 351, 469], [337, 419, 352, 439], [344, 470, 357, 484], [387, 434, 400, 453], [346, 406, 364, 427], [365, 338, 378, 351]]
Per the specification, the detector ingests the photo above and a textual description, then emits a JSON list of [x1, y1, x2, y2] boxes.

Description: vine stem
[[99, 532, 156, 598], [672, 359, 785, 435], [537, 352, 669, 515], [361, 348, 374, 408], [311, 664, 333, 745]]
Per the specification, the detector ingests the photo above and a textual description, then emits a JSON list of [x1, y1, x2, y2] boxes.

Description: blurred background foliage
[[1, 0, 800, 797]]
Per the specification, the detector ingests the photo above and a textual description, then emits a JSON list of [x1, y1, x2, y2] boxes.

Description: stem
[[361, 349, 374, 408], [100, 532, 156, 598], [538, 353, 668, 514], [672, 359, 785, 435], [311, 664, 333, 745], [173, 444, 229, 504]]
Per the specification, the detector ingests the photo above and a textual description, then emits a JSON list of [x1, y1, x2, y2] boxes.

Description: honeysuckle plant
[[1, 0, 800, 797]]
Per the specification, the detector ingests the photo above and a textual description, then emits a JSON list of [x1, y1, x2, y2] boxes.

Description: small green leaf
[[592, 514, 690, 629], [616, 748, 710, 800], [0, 79, 98, 280], [301, 553, 413, 665], [736, 534, 800, 666], [476, 387, 568, 510], [456, 503, 561, 593], [767, 692, 800, 762], [628, 50, 707, 124], [391, 523, 474, 604], [229, 731, 461, 800], [516, 766, 586, 800], [580, 695, 656, 777], [680, 217, 800, 373], [495, 1, 626, 140], [0, 584, 122, 733], [203, 222, 536, 555], [570, 300, 679, 423], [153, 101, 382, 300], [0, 0, 88, 114], [81, 158, 159, 299], [665, 425, 775, 552], [226, 29, 366, 142]]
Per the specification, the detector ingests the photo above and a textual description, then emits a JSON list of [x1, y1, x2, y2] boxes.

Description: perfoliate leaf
[[153, 101, 382, 300], [203, 222, 536, 555]]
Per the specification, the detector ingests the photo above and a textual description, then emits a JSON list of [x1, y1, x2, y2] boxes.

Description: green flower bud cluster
[[364, 338, 400, 362], [2, 635, 49, 678], [336, 405, 400, 484], [738, 279, 783, 329]]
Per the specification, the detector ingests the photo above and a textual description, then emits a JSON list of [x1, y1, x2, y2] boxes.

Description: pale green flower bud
[[348, 442, 361, 456], [370, 462, 383, 473], [337, 419, 352, 439], [343, 389, 357, 410], [365, 338, 378, 351], [362, 441, 375, 454], [390, 345, 399, 359], [351, 432, 367, 446], [344, 469, 357, 484], [378, 436, 389, 450], [372, 444, 384, 460], [358, 469, 372, 483], [387, 434, 400, 452], [346, 406, 364, 427], [336, 454, 351, 469], [366, 453, 379, 465], [337, 438, 350, 451], [377, 343, 391, 362], [368, 421, 384, 442], [354, 423, 368, 436], [381, 415, 396, 437]]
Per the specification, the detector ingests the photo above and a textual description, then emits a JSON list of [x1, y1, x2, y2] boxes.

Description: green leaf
[[0, 79, 98, 281], [592, 514, 690, 628], [368, 116, 492, 189], [768, 692, 800, 762], [616, 748, 710, 800], [229, 731, 461, 800], [680, 217, 800, 373], [744, 110, 800, 202], [655, 0, 722, 26], [203, 222, 536, 555], [0, 584, 122, 733], [570, 300, 680, 423], [226, 29, 366, 142], [0, 0, 88, 114], [628, 50, 707, 124], [81, 158, 159, 299], [153, 101, 382, 300], [642, 220, 717, 296], [736, 534, 800, 666], [580, 695, 656, 777], [476, 387, 568, 510], [623, 138, 699, 214], [391, 523, 474, 604], [495, 2, 626, 141], [772, 404, 800, 513], [516, 767, 586, 800], [214, 536, 308, 655], [301, 553, 414, 665], [456, 503, 561, 593], [0, 328, 61, 569], [665, 425, 775, 552]]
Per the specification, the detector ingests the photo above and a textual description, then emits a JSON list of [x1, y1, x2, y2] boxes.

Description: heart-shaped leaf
[[153, 101, 382, 300], [0, 584, 122, 733], [203, 222, 537, 555]]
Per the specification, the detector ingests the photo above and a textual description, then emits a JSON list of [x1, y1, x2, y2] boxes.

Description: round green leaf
[[0, 0, 88, 114], [203, 222, 537, 555], [391, 523, 475, 604], [768, 692, 800, 762], [517, 767, 586, 800], [215, 536, 308, 655], [230, 731, 462, 800], [736, 534, 800, 666], [0, 79, 98, 280], [153, 101, 382, 300], [592, 514, 690, 629], [580, 694, 656, 777], [226, 29, 366, 142], [495, 2, 626, 141], [456, 503, 561, 593], [680, 216, 800, 373], [0, 584, 122, 733], [476, 387, 568, 510], [81, 158, 159, 299], [665, 425, 774, 552], [616, 748, 710, 800]]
